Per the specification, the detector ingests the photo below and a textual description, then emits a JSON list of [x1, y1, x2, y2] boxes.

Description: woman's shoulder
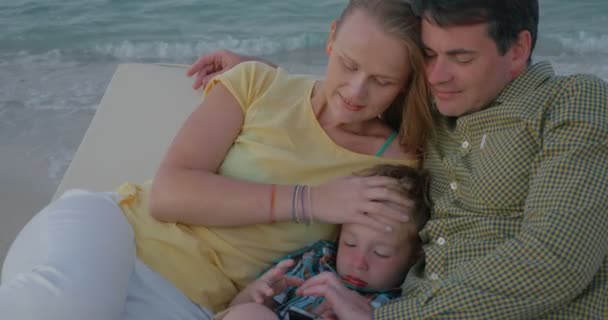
[[232, 61, 315, 97], [226, 60, 281, 84]]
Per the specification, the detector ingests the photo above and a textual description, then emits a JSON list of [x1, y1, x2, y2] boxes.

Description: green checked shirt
[[376, 62, 608, 319]]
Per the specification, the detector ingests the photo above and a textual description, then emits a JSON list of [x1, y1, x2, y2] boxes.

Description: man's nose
[[426, 56, 453, 85]]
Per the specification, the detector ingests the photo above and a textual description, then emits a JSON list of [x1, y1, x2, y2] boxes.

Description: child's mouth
[[343, 275, 367, 287]]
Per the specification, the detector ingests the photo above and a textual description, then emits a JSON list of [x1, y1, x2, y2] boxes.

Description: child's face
[[336, 222, 417, 290]]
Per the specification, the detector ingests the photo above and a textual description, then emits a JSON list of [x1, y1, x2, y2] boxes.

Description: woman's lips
[[340, 94, 363, 111]]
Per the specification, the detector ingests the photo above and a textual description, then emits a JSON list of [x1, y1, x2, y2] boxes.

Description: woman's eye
[[343, 241, 356, 247], [343, 61, 357, 71], [375, 78, 391, 86]]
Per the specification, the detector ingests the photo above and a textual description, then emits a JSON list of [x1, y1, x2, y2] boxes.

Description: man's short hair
[[411, 0, 539, 60]]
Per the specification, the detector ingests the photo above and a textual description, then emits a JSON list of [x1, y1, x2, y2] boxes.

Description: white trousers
[[0, 190, 213, 320]]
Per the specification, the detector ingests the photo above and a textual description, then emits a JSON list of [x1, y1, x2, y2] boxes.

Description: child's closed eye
[[343, 241, 356, 247], [373, 251, 391, 258]]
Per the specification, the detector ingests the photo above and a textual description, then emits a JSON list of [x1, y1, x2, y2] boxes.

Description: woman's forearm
[[149, 166, 295, 226]]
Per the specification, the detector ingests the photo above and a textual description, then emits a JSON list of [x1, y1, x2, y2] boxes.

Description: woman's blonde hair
[[336, 0, 433, 154]]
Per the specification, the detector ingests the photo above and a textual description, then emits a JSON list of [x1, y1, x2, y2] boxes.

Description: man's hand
[[187, 49, 250, 90], [297, 272, 374, 320]]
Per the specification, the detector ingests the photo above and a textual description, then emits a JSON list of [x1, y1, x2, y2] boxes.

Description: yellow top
[[117, 61, 417, 312]]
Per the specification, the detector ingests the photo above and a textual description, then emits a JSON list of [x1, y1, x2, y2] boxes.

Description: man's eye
[[456, 56, 474, 64]]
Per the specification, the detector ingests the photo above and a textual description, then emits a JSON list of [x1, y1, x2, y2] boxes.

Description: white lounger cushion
[[53, 63, 201, 199]]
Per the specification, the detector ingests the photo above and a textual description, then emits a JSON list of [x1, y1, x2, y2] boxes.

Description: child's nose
[[353, 253, 369, 271]]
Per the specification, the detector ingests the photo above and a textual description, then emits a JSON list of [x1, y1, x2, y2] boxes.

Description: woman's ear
[[326, 20, 338, 55]]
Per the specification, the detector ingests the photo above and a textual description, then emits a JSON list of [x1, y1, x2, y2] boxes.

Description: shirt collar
[[494, 61, 555, 105]]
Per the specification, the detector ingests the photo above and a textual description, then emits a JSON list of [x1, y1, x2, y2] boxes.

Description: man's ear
[[509, 30, 532, 79]]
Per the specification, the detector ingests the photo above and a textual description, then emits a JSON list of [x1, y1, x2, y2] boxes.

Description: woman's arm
[[152, 71, 414, 229], [149, 82, 295, 226]]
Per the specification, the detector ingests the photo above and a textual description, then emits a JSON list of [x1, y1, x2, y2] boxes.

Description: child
[[218, 164, 431, 320]]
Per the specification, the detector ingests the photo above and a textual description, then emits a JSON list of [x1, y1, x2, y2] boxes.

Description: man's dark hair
[[411, 0, 539, 61]]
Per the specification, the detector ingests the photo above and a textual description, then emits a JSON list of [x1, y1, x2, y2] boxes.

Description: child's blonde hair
[[356, 164, 431, 231]]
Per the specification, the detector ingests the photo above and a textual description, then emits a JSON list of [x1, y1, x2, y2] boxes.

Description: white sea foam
[[548, 32, 608, 55], [91, 34, 327, 61]]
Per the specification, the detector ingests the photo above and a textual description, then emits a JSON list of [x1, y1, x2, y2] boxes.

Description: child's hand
[[236, 259, 303, 305], [296, 272, 373, 320]]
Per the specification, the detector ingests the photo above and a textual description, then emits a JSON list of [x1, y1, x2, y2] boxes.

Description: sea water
[[1, 0, 607, 199]]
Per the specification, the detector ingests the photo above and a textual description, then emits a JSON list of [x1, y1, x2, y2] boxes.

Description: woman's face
[[324, 10, 411, 125]]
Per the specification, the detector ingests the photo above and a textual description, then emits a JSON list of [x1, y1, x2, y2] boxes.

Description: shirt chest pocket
[[460, 127, 539, 214]]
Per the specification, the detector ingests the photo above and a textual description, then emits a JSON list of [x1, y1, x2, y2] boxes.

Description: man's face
[[421, 19, 517, 117]]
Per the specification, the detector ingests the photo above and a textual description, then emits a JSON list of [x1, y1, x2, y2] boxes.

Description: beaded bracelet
[[290, 185, 315, 225], [291, 185, 301, 224], [307, 185, 314, 225]]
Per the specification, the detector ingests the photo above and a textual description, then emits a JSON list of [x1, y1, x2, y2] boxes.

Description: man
[[188, 1, 608, 318]]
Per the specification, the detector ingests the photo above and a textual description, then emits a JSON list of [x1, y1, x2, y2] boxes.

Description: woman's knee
[[0, 190, 136, 320], [2, 189, 134, 282]]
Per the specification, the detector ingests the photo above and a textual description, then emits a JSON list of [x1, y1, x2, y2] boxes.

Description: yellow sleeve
[[203, 61, 279, 113]]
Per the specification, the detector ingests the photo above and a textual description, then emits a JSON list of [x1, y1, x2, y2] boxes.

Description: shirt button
[[429, 273, 439, 281], [437, 237, 446, 245], [461, 141, 470, 149], [450, 182, 458, 191]]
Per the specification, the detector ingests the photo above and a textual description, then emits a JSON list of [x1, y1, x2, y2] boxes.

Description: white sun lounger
[[0, 63, 202, 266], [53, 63, 202, 198]]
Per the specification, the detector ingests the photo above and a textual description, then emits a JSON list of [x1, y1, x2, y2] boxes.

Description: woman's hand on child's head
[[312, 176, 412, 232], [296, 272, 373, 320], [187, 49, 248, 90], [245, 259, 303, 304]]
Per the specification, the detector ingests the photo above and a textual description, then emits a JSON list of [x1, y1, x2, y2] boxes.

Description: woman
[[0, 1, 431, 319]]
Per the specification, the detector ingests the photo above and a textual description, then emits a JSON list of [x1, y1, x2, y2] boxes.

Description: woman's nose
[[348, 74, 367, 100]]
